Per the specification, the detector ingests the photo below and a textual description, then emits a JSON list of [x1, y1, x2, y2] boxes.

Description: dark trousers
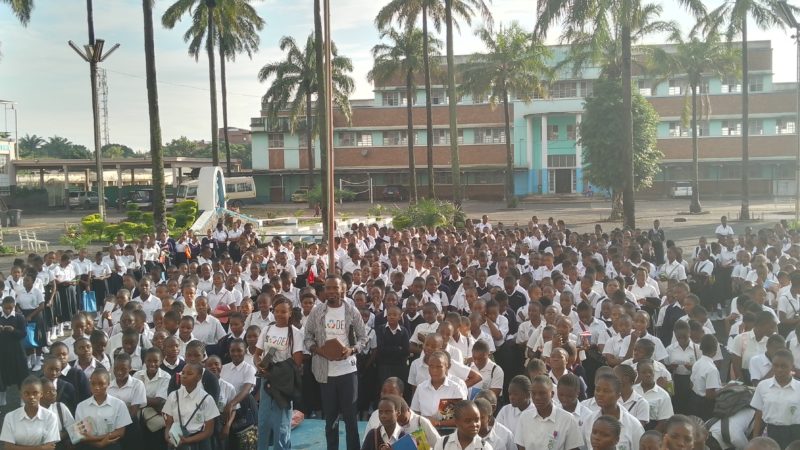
[[767, 424, 800, 449], [320, 372, 360, 450]]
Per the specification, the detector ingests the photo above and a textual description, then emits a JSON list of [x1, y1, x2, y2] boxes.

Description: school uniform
[[360, 425, 406, 450], [471, 360, 504, 395], [364, 410, 441, 447], [433, 432, 493, 450], [410, 378, 467, 418], [617, 333, 668, 362], [402, 312, 425, 336], [0, 310, 28, 397], [749, 376, 800, 448], [619, 390, 650, 423], [162, 385, 220, 450], [167, 368, 220, 404], [376, 323, 410, 386], [689, 355, 721, 420], [730, 331, 769, 383], [47, 401, 75, 450], [16, 287, 47, 348], [583, 408, 644, 450], [108, 376, 147, 450], [495, 402, 535, 433], [409, 321, 440, 345], [161, 357, 186, 378], [74, 394, 133, 450], [634, 384, 674, 426], [0, 405, 61, 446], [514, 405, 583, 450], [215, 330, 247, 365], [193, 315, 226, 346]]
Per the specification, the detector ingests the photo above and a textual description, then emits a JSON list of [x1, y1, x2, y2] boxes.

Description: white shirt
[[514, 405, 583, 450], [15, 287, 45, 310], [583, 407, 644, 450], [108, 375, 147, 408], [748, 353, 773, 383], [324, 305, 358, 377], [618, 333, 668, 361], [709, 408, 755, 450], [132, 294, 161, 323], [162, 386, 220, 434], [433, 432, 493, 450], [410, 378, 468, 418], [778, 290, 800, 320], [619, 390, 650, 423], [629, 282, 658, 301], [715, 224, 735, 236], [365, 410, 440, 447], [133, 368, 171, 400], [206, 287, 235, 310], [495, 402, 535, 434], [471, 360, 504, 394], [658, 260, 687, 281], [690, 355, 722, 396], [410, 321, 440, 345], [193, 315, 227, 345], [750, 377, 800, 425], [74, 394, 133, 436], [244, 310, 275, 331], [256, 324, 304, 363], [0, 406, 60, 446], [220, 361, 257, 393], [665, 341, 700, 376], [730, 330, 769, 369]]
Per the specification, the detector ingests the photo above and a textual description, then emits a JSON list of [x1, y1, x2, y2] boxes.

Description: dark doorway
[[554, 169, 572, 193]]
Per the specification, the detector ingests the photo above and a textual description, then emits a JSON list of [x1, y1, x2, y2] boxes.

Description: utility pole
[[69, 0, 119, 221], [324, 0, 335, 275]]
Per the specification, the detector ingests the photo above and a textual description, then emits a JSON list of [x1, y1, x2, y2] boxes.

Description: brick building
[[250, 40, 798, 202]]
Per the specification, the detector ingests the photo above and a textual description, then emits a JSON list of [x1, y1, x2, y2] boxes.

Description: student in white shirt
[[74, 369, 133, 449], [433, 400, 492, 450], [582, 373, 644, 450], [108, 353, 147, 450], [192, 297, 226, 345], [131, 278, 160, 324], [749, 334, 787, 386], [361, 396, 407, 450], [715, 216, 734, 239], [469, 340, 504, 398], [495, 375, 535, 434], [777, 271, 800, 335], [411, 351, 468, 428], [689, 334, 722, 421], [514, 375, 583, 450], [750, 349, 800, 448], [0, 376, 60, 449], [133, 347, 171, 448], [162, 362, 219, 449], [633, 360, 673, 428], [730, 311, 776, 383]]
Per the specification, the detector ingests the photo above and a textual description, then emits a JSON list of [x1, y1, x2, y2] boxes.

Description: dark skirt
[[0, 315, 30, 390], [91, 278, 109, 312], [140, 414, 168, 450], [56, 284, 78, 323], [120, 416, 142, 450], [688, 390, 715, 421], [672, 374, 691, 415], [21, 308, 46, 348], [766, 424, 800, 449]]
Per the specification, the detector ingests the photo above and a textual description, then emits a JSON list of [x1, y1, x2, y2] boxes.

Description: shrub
[[391, 199, 465, 230], [60, 225, 93, 250], [307, 185, 356, 205], [81, 214, 106, 239]]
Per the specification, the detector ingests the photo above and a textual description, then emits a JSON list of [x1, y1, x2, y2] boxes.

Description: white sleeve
[[490, 365, 505, 390], [132, 381, 148, 407]]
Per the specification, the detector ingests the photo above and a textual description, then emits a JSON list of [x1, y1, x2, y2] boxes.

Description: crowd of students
[[0, 213, 799, 450]]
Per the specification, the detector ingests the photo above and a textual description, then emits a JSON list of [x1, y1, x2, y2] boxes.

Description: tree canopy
[[580, 78, 662, 194]]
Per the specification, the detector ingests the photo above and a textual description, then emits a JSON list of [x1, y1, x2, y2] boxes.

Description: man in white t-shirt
[[303, 275, 368, 450], [715, 216, 735, 240]]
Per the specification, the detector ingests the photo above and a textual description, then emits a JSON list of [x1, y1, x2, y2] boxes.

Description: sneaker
[[31, 360, 42, 372]]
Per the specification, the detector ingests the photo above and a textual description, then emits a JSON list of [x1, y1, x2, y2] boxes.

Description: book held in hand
[[437, 398, 461, 421], [67, 418, 95, 444]]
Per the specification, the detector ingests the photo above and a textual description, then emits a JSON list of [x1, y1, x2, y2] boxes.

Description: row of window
[[267, 128, 506, 148], [667, 119, 796, 137], [639, 76, 763, 97], [547, 124, 578, 141]]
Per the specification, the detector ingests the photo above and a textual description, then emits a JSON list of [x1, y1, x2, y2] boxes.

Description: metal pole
[[795, 31, 800, 222], [324, 0, 335, 275]]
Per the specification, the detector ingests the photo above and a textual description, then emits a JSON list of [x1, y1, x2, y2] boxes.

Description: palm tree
[[536, 0, 705, 228], [143, 0, 166, 231], [258, 34, 354, 200], [461, 23, 553, 208], [18, 133, 44, 158], [162, 0, 220, 167], [698, 0, 796, 220], [216, 0, 263, 176], [313, 0, 329, 228], [649, 33, 739, 214], [376, 0, 491, 200], [369, 28, 442, 203], [3, 0, 32, 24]]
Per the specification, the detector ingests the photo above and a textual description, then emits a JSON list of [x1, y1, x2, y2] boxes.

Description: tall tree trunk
[[207, 3, 219, 167], [422, 4, 435, 198], [445, 0, 460, 204], [621, 6, 635, 229], [406, 71, 418, 203], [143, 0, 166, 231], [503, 88, 514, 207], [740, 19, 750, 220], [690, 83, 702, 213], [219, 45, 232, 176], [306, 92, 315, 201], [610, 189, 624, 220], [314, 0, 329, 238]]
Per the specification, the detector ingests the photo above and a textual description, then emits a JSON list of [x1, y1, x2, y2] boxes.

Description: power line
[[103, 68, 263, 98]]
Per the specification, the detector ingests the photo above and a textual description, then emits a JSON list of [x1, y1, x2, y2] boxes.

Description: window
[[580, 81, 593, 98], [298, 133, 309, 148], [550, 81, 578, 98], [547, 155, 576, 167], [638, 80, 652, 96], [721, 78, 741, 93], [434, 129, 464, 145], [435, 171, 453, 184], [567, 124, 577, 140], [356, 132, 373, 147], [668, 122, 684, 137], [777, 119, 797, 134], [472, 94, 487, 104], [381, 91, 411, 106], [693, 83, 709, 94], [748, 119, 764, 135], [268, 133, 284, 148], [668, 79, 682, 96], [721, 120, 741, 136], [547, 125, 559, 141], [0, 154, 7, 175], [339, 132, 356, 146], [431, 89, 447, 105], [474, 128, 506, 144], [697, 123, 709, 136], [383, 131, 408, 146], [749, 76, 764, 92], [236, 182, 252, 193]]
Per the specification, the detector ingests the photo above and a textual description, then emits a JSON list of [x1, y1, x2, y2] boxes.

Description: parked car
[[124, 188, 175, 209], [66, 191, 108, 209], [382, 185, 409, 201], [671, 182, 693, 198], [291, 188, 309, 203]]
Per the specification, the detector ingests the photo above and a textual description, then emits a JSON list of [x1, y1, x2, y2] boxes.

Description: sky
[[0, 0, 797, 151]]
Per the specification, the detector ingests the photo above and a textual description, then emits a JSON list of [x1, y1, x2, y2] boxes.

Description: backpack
[[705, 383, 755, 447]]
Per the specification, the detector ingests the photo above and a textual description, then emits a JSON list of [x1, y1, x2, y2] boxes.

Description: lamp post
[[777, 0, 800, 222], [68, 0, 119, 221]]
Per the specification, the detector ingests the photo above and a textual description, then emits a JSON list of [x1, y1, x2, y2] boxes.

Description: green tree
[[698, 0, 797, 220], [258, 34, 354, 203], [536, 0, 705, 228], [18, 133, 44, 158], [369, 28, 442, 203], [162, 0, 220, 167], [376, 0, 492, 200], [101, 143, 137, 158], [460, 23, 553, 207], [143, 0, 166, 231], [580, 78, 662, 217], [216, 0, 263, 176], [163, 136, 208, 157], [3, 0, 33, 24], [313, 0, 331, 254], [649, 33, 739, 213]]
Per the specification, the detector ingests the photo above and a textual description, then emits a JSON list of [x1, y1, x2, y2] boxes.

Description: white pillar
[[575, 113, 582, 166], [541, 115, 548, 193], [116, 165, 123, 188], [526, 116, 534, 170]]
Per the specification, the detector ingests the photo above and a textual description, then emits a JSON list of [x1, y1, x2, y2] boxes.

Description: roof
[[11, 157, 241, 171]]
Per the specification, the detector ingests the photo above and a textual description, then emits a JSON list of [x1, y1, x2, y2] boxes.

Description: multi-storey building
[[250, 40, 797, 202]]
